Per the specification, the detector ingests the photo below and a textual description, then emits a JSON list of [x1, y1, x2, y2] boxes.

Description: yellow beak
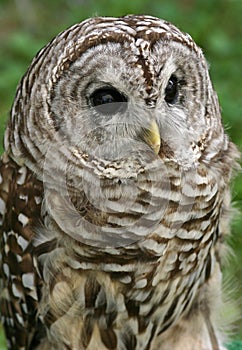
[[143, 120, 161, 154]]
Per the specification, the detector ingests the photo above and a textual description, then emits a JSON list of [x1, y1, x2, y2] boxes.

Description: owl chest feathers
[[32, 158, 222, 349], [36, 241, 214, 350], [0, 149, 228, 349]]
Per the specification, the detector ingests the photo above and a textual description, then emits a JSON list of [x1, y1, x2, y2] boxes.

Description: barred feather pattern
[[0, 15, 240, 350]]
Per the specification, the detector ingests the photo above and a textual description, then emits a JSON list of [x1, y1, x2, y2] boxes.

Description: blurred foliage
[[0, 0, 241, 348]]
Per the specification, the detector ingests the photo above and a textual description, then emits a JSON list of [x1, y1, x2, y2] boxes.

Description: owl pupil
[[165, 75, 178, 104], [90, 87, 127, 115]]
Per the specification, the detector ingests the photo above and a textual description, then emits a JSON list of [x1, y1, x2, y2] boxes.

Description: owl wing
[[0, 154, 45, 349]]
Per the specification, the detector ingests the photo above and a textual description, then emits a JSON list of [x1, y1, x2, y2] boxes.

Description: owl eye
[[90, 87, 127, 115], [165, 75, 178, 104]]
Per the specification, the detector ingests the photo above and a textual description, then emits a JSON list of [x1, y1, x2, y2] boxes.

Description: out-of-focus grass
[[0, 326, 6, 350], [0, 0, 241, 347]]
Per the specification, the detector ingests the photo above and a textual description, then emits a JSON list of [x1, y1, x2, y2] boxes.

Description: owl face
[[5, 15, 227, 247], [50, 24, 210, 168], [7, 16, 224, 172]]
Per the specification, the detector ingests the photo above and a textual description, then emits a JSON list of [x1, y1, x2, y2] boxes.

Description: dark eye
[[165, 75, 178, 104], [90, 87, 127, 115]]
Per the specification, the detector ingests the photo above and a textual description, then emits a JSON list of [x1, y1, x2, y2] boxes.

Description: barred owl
[[0, 15, 240, 350]]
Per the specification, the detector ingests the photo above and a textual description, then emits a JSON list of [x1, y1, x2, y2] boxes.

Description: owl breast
[[34, 148, 224, 349]]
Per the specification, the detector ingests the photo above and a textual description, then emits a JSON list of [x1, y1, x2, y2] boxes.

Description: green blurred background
[[0, 0, 241, 349]]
